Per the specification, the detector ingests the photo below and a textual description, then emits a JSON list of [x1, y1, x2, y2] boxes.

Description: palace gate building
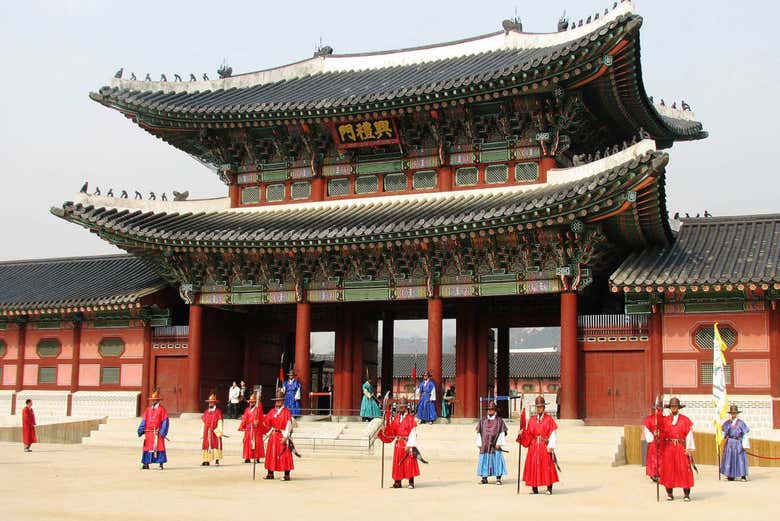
[[1, 2, 778, 429]]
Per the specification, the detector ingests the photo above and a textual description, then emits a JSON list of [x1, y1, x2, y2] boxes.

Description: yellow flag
[[712, 323, 729, 450]]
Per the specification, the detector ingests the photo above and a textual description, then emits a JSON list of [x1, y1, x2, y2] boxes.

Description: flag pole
[[516, 393, 524, 495]]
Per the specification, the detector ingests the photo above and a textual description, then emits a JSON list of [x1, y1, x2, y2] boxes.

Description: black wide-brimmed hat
[[728, 404, 741, 414], [665, 397, 685, 409], [534, 396, 547, 407]]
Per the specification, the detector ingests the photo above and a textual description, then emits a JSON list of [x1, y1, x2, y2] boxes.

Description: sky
[[1, 0, 778, 263]]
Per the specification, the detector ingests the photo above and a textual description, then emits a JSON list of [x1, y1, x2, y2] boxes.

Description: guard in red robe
[[264, 391, 294, 480], [379, 397, 420, 489], [518, 395, 559, 494], [642, 404, 663, 482], [201, 393, 224, 466], [22, 399, 37, 452], [137, 389, 169, 469], [239, 393, 267, 463], [660, 397, 695, 501]]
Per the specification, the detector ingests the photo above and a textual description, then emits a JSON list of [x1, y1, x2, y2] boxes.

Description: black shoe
[[728, 477, 734, 481], [245, 459, 251, 463], [255, 459, 261, 463], [201, 462, 209, 466], [142, 464, 149, 469], [392, 481, 402, 489], [215, 459, 219, 466], [480, 477, 488, 485], [159, 464, 164, 470], [408, 478, 414, 489], [651, 476, 659, 483], [283, 472, 291, 481], [531, 487, 539, 494], [741, 476, 747, 482], [683, 496, 691, 502], [546, 486, 553, 495], [265, 472, 274, 480]]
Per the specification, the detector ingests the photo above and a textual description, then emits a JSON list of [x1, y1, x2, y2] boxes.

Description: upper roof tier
[[0, 254, 167, 316], [610, 214, 780, 291], [90, 2, 704, 148]]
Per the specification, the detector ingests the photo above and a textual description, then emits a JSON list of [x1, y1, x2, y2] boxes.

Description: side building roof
[[0, 254, 169, 316], [610, 214, 780, 290]]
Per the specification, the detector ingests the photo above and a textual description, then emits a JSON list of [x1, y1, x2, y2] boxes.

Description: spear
[[516, 393, 525, 495]]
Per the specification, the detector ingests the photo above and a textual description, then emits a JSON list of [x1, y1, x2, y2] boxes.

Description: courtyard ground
[[0, 441, 776, 521]]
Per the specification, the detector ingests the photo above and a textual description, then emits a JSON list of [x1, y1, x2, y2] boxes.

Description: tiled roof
[[610, 214, 780, 288], [53, 149, 670, 249], [383, 352, 559, 379], [0, 254, 168, 314]]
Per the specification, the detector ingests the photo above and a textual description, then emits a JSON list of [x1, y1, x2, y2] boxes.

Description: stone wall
[[70, 391, 140, 418]]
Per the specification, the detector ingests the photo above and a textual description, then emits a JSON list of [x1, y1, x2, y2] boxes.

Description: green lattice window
[[100, 367, 120, 385], [485, 164, 508, 184], [290, 181, 311, 200], [266, 184, 285, 202], [36, 339, 61, 358], [694, 325, 737, 350], [0, 340, 6, 357], [515, 162, 539, 182], [38, 366, 56, 384], [455, 167, 478, 186], [355, 175, 378, 194], [522, 383, 534, 392], [328, 178, 350, 197], [99, 338, 125, 357], [547, 383, 560, 392], [241, 186, 260, 204], [412, 170, 436, 190], [700, 362, 732, 385], [383, 172, 407, 192]]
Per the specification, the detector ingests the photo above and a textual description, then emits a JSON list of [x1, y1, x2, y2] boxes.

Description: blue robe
[[476, 415, 508, 478], [416, 379, 437, 422], [720, 418, 749, 479], [283, 379, 301, 416]]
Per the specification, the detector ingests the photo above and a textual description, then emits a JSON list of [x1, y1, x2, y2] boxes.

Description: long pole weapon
[[380, 391, 391, 489], [654, 393, 661, 502], [516, 393, 524, 495]]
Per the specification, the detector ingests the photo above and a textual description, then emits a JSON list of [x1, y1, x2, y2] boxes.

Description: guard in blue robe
[[720, 404, 750, 481], [283, 371, 301, 416], [476, 401, 508, 484], [416, 371, 437, 423]]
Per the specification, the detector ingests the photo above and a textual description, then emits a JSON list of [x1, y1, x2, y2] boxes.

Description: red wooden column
[[464, 304, 479, 418], [185, 304, 204, 413], [438, 166, 453, 192], [12, 320, 27, 414], [649, 308, 664, 399], [67, 317, 83, 416], [427, 296, 443, 415], [539, 156, 557, 181], [311, 177, 325, 202], [229, 184, 240, 207], [333, 319, 345, 415], [496, 327, 510, 417], [381, 312, 394, 396], [559, 291, 579, 419], [455, 303, 467, 417], [141, 320, 153, 410], [351, 311, 364, 411], [295, 302, 311, 413], [340, 310, 354, 415], [770, 304, 780, 428]]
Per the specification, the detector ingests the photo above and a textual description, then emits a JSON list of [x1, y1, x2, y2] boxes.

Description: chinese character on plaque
[[331, 118, 399, 149]]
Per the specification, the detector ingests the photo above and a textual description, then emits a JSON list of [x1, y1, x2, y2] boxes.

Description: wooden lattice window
[[485, 164, 508, 184], [99, 338, 125, 357], [328, 178, 349, 197], [355, 175, 378, 194], [694, 325, 737, 350], [241, 186, 260, 204], [0, 339, 6, 357], [266, 184, 285, 202], [383, 173, 407, 192], [515, 162, 539, 182], [100, 367, 120, 385], [412, 170, 436, 190], [700, 362, 732, 385], [290, 181, 311, 200], [38, 366, 57, 384], [455, 167, 478, 186], [36, 339, 61, 358]]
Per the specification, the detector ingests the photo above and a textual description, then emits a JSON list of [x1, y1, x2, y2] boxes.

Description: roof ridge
[[680, 213, 780, 225], [0, 253, 140, 267]]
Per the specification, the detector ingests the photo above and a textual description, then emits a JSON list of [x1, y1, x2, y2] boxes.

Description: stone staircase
[[81, 416, 383, 455]]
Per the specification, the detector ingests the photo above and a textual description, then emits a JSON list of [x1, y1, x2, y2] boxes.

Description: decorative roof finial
[[314, 37, 333, 57], [114, 68, 123, 79], [557, 11, 569, 32], [217, 60, 233, 79]]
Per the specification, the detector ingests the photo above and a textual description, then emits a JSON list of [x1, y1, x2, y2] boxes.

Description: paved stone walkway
[[0, 442, 776, 521]]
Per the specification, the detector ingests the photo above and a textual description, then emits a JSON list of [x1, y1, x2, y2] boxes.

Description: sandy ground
[[0, 441, 776, 521]]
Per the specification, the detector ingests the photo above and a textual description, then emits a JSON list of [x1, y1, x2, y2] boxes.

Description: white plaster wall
[[14, 390, 69, 418], [71, 391, 140, 418]]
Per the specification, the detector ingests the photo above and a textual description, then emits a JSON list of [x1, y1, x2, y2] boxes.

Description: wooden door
[[612, 351, 645, 421], [584, 352, 613, 418], [155, 356, 187, 415]]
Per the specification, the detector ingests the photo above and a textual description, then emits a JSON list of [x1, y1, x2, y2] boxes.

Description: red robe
[[201, 408, 223, 455], [519, 413, 559, 487], [381, 412, 420, 481], [140, 404, 168, 454], [660, 413, 694, 489], [264, 406, 294, 472], [22, 406, 37, 445], [239, 404, 267, 460], [643, 413, 663, 478]]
